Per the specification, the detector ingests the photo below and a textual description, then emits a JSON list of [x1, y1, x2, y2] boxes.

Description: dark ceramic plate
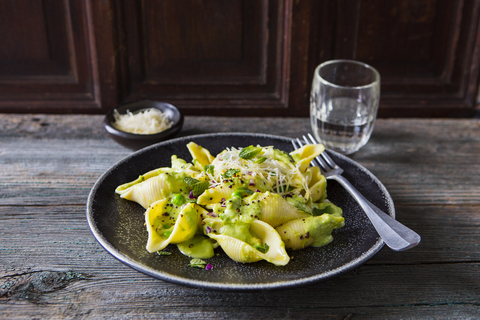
[[86, 133, 393, 291]]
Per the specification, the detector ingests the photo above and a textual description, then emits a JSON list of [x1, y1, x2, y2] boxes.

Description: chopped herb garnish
[[239, 146, 263, 160], [156, 251, 172, 256], [190, 258, 207, 268], [234, 186, 254, 196], [184, 177, 209, 196], [204, 164, 215, 175], [254, 156, 267, 164], [286, 197, 311, 214], [254, 243, 270, 254], [184, 177, 200, 185], [222, 168, 240, 178]]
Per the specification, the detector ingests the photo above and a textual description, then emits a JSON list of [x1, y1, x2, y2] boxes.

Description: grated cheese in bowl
[[112, 108, 172, 135]]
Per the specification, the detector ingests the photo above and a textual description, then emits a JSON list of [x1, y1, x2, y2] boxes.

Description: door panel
[[0, 0, 101, 113], [119, 0, 291, 116], [0, 0, 478, 117]]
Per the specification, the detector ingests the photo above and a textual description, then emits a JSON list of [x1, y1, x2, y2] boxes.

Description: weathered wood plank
[[1, 206, 479, 310], [1, 115, 479, 319], [353, 119, 480, 206], [1, 298, 479, 319], [2, 261, 480, 318], [1, 116, 479, 207]]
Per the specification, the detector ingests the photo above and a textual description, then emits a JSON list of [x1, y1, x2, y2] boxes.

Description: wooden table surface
[[0, 114, 479, 319]]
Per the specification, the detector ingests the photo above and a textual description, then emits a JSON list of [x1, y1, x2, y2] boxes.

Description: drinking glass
[[310, 60, 380, 154]]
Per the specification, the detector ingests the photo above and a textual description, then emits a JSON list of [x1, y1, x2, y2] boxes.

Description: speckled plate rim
[[86, 132, 391, 291]]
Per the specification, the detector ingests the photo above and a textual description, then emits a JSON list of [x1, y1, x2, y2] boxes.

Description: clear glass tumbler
[[310, 60, 380, 154]]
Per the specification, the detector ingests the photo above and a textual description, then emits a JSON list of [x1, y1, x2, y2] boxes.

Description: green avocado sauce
[[162, 172, 190, 196], [212, 192, 263, 248], [305, 214, 345, 247], [274, 149, 295, 165], [177, 234, 215, 259]]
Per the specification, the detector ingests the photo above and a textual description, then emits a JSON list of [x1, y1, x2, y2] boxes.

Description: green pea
[[172, 194, 185, 206], [231, 191, 243, 198]]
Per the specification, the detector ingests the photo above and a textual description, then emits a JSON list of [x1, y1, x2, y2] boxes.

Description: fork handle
[[331, 175, 421, 251]]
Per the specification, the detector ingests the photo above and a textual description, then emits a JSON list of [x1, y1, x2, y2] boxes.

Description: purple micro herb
[[205, 263, 212, 270]]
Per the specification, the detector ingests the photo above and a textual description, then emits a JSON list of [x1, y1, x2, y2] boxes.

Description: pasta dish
[[115, 142, 344, 267]]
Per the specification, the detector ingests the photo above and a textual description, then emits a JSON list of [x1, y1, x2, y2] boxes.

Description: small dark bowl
[[104, 100, 183, 150]]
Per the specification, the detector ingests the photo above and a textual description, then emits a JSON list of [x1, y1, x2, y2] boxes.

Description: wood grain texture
[[0, 114, 479, 319], [1, 1, 480, 116], [0, 0, 102, 113], [119, 0, 292, 114]]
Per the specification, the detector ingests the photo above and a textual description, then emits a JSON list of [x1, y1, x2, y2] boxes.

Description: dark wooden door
[[0, 0, 479, 117]]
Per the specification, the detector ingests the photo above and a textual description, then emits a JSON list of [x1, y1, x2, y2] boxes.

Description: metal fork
[[292, 134, 421, 251]]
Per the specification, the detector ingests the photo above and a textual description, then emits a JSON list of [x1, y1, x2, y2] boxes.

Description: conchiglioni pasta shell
[[197, 184, 232, 205], [115, 167, 173, 194], [116, 174, 171, 209], [249, 220, 290, 266], [290, 144, 325, 172], [170, 155, 203, 178], [275, 214, 345, 250], [250, 192, 310, 227], [192, 203, 210, 233], [187, 142, 215, 169], [309, 178, 326, 203], [145, 201, 199, 253], [275, 218, 313, 250], [208, 234, 263, 263], [208, 220, 289, 266]]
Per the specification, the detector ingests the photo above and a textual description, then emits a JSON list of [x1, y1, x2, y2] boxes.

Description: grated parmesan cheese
[[112, 108, 172, 134], [208, 146, 310, 198]]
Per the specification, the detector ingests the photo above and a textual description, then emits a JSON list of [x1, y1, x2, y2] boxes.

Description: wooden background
[[1, 115, 479, 318], [0, 0, 480, 117]]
